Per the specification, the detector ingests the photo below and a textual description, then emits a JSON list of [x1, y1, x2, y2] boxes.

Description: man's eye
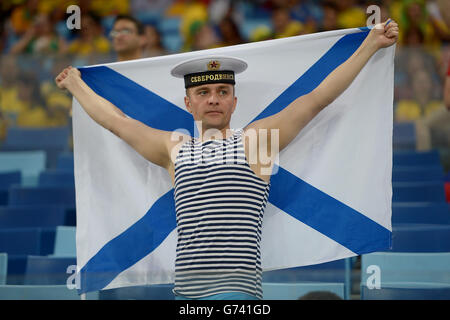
[[219, 90, 228, 95]]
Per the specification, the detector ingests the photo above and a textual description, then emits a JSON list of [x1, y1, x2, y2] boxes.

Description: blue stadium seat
[[0, 285, 99, 300], [0, 171, 21, 206], [393, 122, 416, 150], [0, 127, 71, 168], [8, 186, 75, 207], [38, 170, 75, 187], [0, 228, 55, 256], [361, 252, 450, 285], [158, 18, 181, 35], [262, 259, 346, 283], [0, 253, 7, 285], [99, 284, 175, 300], [162, 34, 183, 53], [392, 166, 444, 182], [389, 224, 450, 252], [262, 258, 351, 299], [0, 205, 67, 229], [361, 282, 450, 300], [392, 182, 446, 202], [56, 153, 74, 171], [24, 256, 76, 285], [393, 150, 441, 167], [51, 226, 76, 257], [392, 202, 450, 225], [262, 282, 344, 300], [0, 151, 46, 186]]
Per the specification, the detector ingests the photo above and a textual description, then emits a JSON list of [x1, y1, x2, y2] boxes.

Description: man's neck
[[198, 125, 233, 142], [117, 50, 142, 62]]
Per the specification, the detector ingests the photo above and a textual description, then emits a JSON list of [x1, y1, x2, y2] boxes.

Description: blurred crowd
[[0, 0, 449, 149]]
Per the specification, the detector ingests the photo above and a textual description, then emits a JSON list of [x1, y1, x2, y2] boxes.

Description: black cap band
[[184, 70, 235, 89]]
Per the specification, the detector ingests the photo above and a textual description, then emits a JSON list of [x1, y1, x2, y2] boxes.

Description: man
[[110, 15, 145, 62], [56, 20, 398, 300], [445, 59, 450, 111]]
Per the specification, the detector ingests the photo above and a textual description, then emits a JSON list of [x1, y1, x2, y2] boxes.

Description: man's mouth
[[206, 111, 222, 115]]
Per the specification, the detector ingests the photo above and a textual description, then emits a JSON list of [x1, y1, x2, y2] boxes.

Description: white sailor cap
[[170, 56, 248, 89]]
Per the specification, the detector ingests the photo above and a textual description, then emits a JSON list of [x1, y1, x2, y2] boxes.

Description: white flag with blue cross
[[72, 27, 394, 294]]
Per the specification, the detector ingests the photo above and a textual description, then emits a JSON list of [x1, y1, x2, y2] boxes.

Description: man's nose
[[207, 92, 219, 105]]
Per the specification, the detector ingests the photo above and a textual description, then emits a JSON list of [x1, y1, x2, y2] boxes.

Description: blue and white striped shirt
[[173, 128, 270, 299]]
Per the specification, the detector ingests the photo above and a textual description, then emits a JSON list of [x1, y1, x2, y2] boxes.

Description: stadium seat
[[262, 282, 345, 300], [0, 285, 99, 300], [99, 284, 175, 300], [51, 226, 76, 257], [24, 256, 76, 285], [0, 205, 67, 229], [390, 224, 450, 252], [6, 255, 28, 285], [392, 122, 416, 150], [56, 153, 74, 171], [392, 166, 444, 182], [392, 202, 450, 225], [38, 169, 75, 187], [0, 151, 46, 186], [0, 228, 55, 256], [158, 18, 180, 35], [8, 185, 75, 207], [162, 34, 183, 53], [0, 253, 7, 285], [361, 252, 450, 285], [0, 127, 71, 169], [361, 282, 450, 300], [393, 150, 441, 167], [0, 171, 21, 205], [392, 182, 446, 202], [262, 258, 351, 299]]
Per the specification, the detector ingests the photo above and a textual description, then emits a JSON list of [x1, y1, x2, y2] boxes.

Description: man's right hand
[[55, 66, 81, 90]]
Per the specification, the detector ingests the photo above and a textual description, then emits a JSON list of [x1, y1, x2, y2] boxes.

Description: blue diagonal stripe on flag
[[77, 30, 391, 294]]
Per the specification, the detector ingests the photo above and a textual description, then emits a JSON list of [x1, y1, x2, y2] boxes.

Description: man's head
[[171, 56, 247, 132], [111, 15, 145, 60]]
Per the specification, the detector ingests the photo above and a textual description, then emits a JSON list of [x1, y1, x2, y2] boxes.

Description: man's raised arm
[[246, 19, 399, 153], [56, 66, 181, 170]]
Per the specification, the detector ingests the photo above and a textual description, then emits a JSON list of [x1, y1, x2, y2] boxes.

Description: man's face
[[111, 19, 142, 54], [184, 83, 237, 131]]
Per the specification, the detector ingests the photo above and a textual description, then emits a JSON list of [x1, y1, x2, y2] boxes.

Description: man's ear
[[231, 96, 237, 114], [184, 96, 192, 113]]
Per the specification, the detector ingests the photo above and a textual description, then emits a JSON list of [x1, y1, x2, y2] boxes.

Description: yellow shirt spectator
[[68, 36, 111, 56], [395, 100, 443, 122]]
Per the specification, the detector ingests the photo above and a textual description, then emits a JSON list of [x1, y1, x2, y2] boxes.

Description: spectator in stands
[[271, 7, 304, 39], [399, 0, 450, 55], [10, 13, 67, 55], [445, 60, 450, 111], [0, 55, 22, 119], [395, 69, 441, 122], [318, 1, 339, 32], [298, 291, 343, 300], [142, 24, 167, 58], [290, 0, 323, 34], [9, 0, 39, 36], [15, 72, 68, 127], [218, 16, 244, 47], [192, 23, 221, 51], [110, 15, 145, 62], [335, 0, 366, 29], [68, 11, 110, 57]]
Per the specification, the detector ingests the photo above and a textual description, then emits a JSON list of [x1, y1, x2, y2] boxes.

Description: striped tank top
[[173, 128, 270, 299]]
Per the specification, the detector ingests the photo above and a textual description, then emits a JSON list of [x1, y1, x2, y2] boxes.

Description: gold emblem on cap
[[207, 60, 220, 71]]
